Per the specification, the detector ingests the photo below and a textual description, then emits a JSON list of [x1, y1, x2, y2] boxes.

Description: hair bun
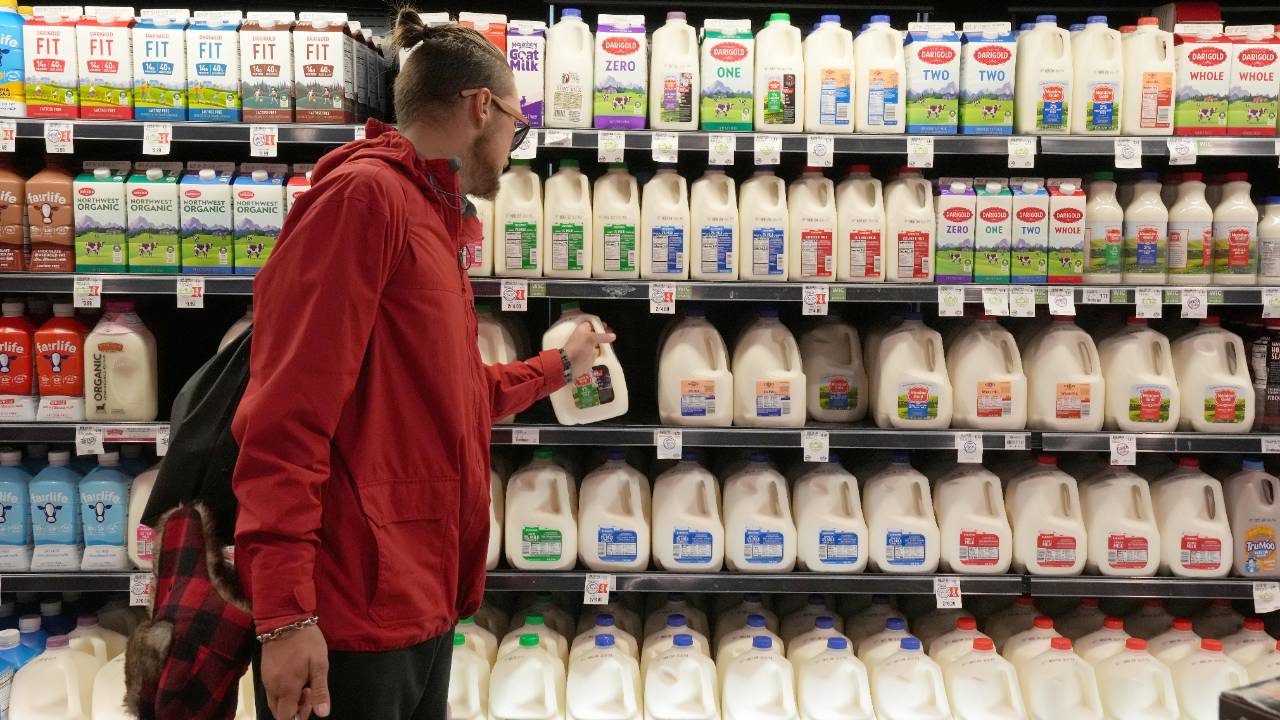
[[389, 6, 430, 55]]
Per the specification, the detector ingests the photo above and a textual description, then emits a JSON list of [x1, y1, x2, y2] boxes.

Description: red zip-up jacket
[[232, 120, 566, 652]]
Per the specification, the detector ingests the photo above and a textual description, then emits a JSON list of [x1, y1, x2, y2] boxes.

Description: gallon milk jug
[[649, 13, 699, 132], [1166, 173, 1214, 283], [789, 168, 839, 282], [1122, 174, 1169, 283], [1247, 643, 1280, 683], [947, 315, 1028, 430], [796, 639, 873, 720], [1260, 197, 1280, 284], [495, 160, 544, 277], [543, 302, 629, 425], [1151, 459, 1233, 577], [452, 634, 492, 720], [943, 637, 1026, 720], [1004, 617, 1062, 672], [916, 610, 977, 653], [1212, 173, 1259, 284], [11, 635, 99, 720], [85, 301, 158, 422], [1193, 599, 1245, 640], [739, 169, 790, 282], [500, 615, 569, 668], [68, 614, 125, 663], [566, 635, 642, 720], [0, 628, 37, 670], [644, 635, 719, 720], [505, 448, 578, 571], [837, 166, 886, 282], [884, 169, 936, 282], [127, 464, 157, 571], [732, 307, 806, 427], [854, 15, 905, 133], [1171, 318, 1254, 432], [1170, 640, 1247, 720], [869, 639, 952, 720], [517, 596, 577, 642], [987, 598, 1039, 652], [543, 159, 593, 279], [846, 596, 903, 650], [580, 604, 641, 642], [578, 451, 650, 572], [1079, 468, 1161, 576], [754, 14, 803, 133], [467, 196, 494, 277], [793, 457, 868, 573], [1074, 618, 1130, 666], [573, 616, 639, 664], [873, 314, 954, 429], [722, 453, 797, 572], [801, 319, 867, 422], [804, 17, 855, 134], [1224, 459, 1280, 577], [790, 618, 850, 667], [92, 652, 130, 720], [1093, 639, 1179, 720], [1098, 318, 1179, 431], [1015, 16, 1073, 134], [641, 165, 691, 280], [1070, 17, 1123, 134], [478, 306, 519, 425], [1018, 638, 1104, 720], [721, 637, 798, 720], [593, 164, 641, 279], [931, 620, 992, 670], [863, 452, 942, 574], [544, 9, 593, 129], [716, 595, 780, 645], [30, 451, 83, 571], [1023, 318, 1105, 431], [859, 618, 915, 669], [79, 452, 131, 571], [642, 614, 709, 663], [1121, 19, 1175, 136], [1148, 619, 1200, 664], [658, 308, 733, 427], [0, 450, 31, 571], [1085, 173, 1125, 282], [718, 615, 784, 668], [459, 616, 500, 668], [489, 634, 568, 720], [934, 465, 1014, 575], [652, 453, 724, 572], [690, 170, 740, 281], [1006, 455, 1088, 575], [1221, 619, 1275, 665], [1125, 601, 1177, 643]]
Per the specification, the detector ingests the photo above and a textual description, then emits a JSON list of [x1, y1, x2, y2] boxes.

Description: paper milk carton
[[701, 19, 753, 131], [233, 163, 285, 274], [1011, 177, 1048, 283], [459, 12, 506, 50], [934, 177, 975, 281], [508, 20, 545, 127], [76, 7, 133, 119], [1225, 25, 1280, 136], [1173, 24, 1230, 134], [594, 14, 646, 129], [974, 177, 1012, 282], [905, 22, 961, 134], [24, 8, 81, 117], [294, 13, 353, 123], [187, 12, 241, 122], [126, 162, 180, 273], [285, 162, 312, 213], [0, 3, 24, 117], [179, 161, 233, 273], [240, 13, 294, 123], [72, 160, 128, 273], [960, 23, 1016, 134], [132, 11, 188, 121], [1047, 178, 1086, 283]]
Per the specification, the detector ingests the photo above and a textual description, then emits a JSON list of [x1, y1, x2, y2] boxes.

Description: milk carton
[[1173, 24, 1230, 134], [960, 23, 1016, 134], [346, 21, 366, 121], [974, 178, 1012, 282], [232, 163, 285, 274], [905, 22, 960, 133], [179, 162, 233, 273], [285, 162, 312, 213], [1047, 178, 1086, 283], [1225, 26, 1280, 136], [132, 12, 188, 121], [187, 12, 241, 122], [701, 19, 752, 131], [508, 20, 545, 127], [1011, 178, 1048, 283], [126, 162, 180, 273], [240, 13, 293, 123], [77, 7, 133, 119], [934, 178, 974, 282], [458, 12, 506, 50], [594, 15, 646, 129], [72, 161, 128, 273], [294, 13, 352, 123], [23, 10, 80, 118], [0, 2, 25, 118]]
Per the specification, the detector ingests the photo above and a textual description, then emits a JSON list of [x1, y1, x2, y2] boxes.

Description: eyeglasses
[[461, 88, 532, 152]]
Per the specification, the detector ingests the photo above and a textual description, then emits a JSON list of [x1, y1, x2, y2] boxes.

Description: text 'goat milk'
[[508, 20, 545, 127], [905, 22, 960, 133]]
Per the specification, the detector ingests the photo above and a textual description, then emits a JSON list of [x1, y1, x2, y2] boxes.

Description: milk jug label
[[651, 226, 684, 273], [521, 526, 563, 561], [818, 529, 858, 563], [976, 381, 1013, 417], [752, 227, 784, 276], [82, 487, 125, 546], [1086, 221, 1123, 275], [1085, 82, 1119, 131], [1129, 383, 1172, 422], [1036, 532, 1077, 567], [1124, 221, 1167, 272], [1205, 384, 1247, 423], [1168, 221, 1212, 274], [1107, 533, 1149, 568], [603, 223, 637, 271], [700, 21, 753, 131], [762, 72, 796, 125], [800, 229, 833, 277], [898, 381, 940, 420], [660, 71, 694, 124], [885, 530, 926, 565], [1056, 382, 1092, 419], [505, 221, 538, 270], [672, 528, 713, 562], [1037, 81, 1069, 130], [680, 379, 716, 416], [849, 230, 882, 277], [1140, 71, 1174, 129], [897, 231, 930, 279], [818, 68, 851, 126], [0, 487, 27, 547], [1243, 525, 1278, 574], [819, 374, 854, 410], [596, 526, 638, 562], [1181, 533, 1222, 569], [573, 365, 616, 409], [866, 69, 900, 126], [136, 523, 154, 562], [1213, 221, 1258, 275], [700, 226, 735, 274], [552, 70, 587, 125], [551, 222, 585, 271], [744, 527, 784, 562], [755, 380, 791, 417], [958, 530, 1001, 565]]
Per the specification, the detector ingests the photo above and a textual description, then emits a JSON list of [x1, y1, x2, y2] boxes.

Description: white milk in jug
[[543, 159, 592, 279], [649, 13, 697, 131], [578, 451, 650, 572], [943, 637, 1027, 720], [489, 634, 568, 720], [1167, 171, 1214, 281], [10, 635, 98, 719], [505, 448, 578, 572], [1092, 639, 1178, 720], [986, 597, 1038, 652], [1097, 318, 1180, 431], [1170, 640, 1247, 720], [690, 169, 739, 280], [451, 634, 491, 720], [795, 639, 872, 720], [793, 458, 867, 573], [934, 178, 975, 283], [1071, 17, 1123, 134], [1261, 196, 1280, 283], [1193, 600, 1245, 640], [1221, 619, 1275, 665], [1080, 468, 1161, 576], [1212, 173, 1258, 283], [1024, 318, 1105, 431], [641, 165, 690, 279], [854, 15, 905, 133], [1151, 458, 1233, 576], [836, 165, 885, 282], [658, 308, 733, 427], [1123, 173, 1169, 282], [732, 307, 805, 427], [1018, 637, 1104, 720], [931, 619, 991, 668], [593, 163, 640, 279], [721, 637, 797, 720], [868, 639, 951, 720], [754, 13, 802, 132], [1015, 16, 1072, 134], [884, 169, 936, 282], [873, 314, 953, 429], [947, 315, 1027, 430], [959, 23, 1016, 135], [544, 9, 592, 129], [804, 16, 854, 133], [1148, 618, 1199, 664], [1011, 178, 1049, 283], [566, 635, 642, 720], [1085, 172, 1125, 282], [1225, 459, 1280, 577], [723, 453, 797, 572], [701, 19, 752, 131], [652, 453, 723, 571], [495, 160, 543, 277], [1173, 24, 1230, 134], [863, 452, 942, 573], [543, 302, 629, 425], [904, 22, 961, 134], [789, 168, 838, 281], [644, 635, 719, 720], [801, 319, 867, 422], [1004, 616, 1062, 672], [934, 465, 1014, 574], [739, 169, 789, 282], [1074, 618, 1129, 666], [1006, 455, 1088, 575], [1121, 19, 1175, 135], [593, 15, 646, 130], [1171, 317, 1254, 432]]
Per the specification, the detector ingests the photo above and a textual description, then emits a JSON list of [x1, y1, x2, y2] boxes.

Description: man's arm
[[482, 325, 618, 423]]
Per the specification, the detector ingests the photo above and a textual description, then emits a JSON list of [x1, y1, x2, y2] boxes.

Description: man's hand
[[262, 623, 330, 720], [562, 321, 617, 378]]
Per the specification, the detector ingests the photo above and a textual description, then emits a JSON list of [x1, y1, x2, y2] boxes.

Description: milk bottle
[[718, 615, 783, 667], [1193, 600, 1245, 640], [77, 9, 134, 120], [1171, 317, 1253, 432], [1092, 639, 1179, 720], [1125, 601, 1177, 643], [1097, 318, 1179, 431], [1220, 619, 1274, 665], [869, 639, 951, 720], [1261, 197, 1280, 283], [853, 15, 904, 133], [648, 12, 697, 131], [1010, 178, 1049, 283], [943, 637, 1026, 720], [592, 15, 645, 130], [495, 160, 543, 277], [904, 22, 961, 134], [1024, 318, 1105, 431], [543, 159, 591, 279], [29, 450, 81, 570], [93, 653, 131, 720], [504, 448, 577, 571], [477, 306, 517, 420], [720, 637, 798, 720], [1006, 455, 1088, 575], [500, 614, 569, 666], [593, 164, 639, 279], [859, 619, 915, 668], [641, 613, 706, 662], [863, 452, 941, 573], [24, 10, 79, 118], [801, 319, 866, 422], [1169, 640, 1247, 720], [1225, 26, 1280, 136], [837, 165, 886, 282], [804, 16, 854, 133], [1079, 468, 1160, 576], [1172, 24, 1230, 134], [931, 620, 991, 668], [580, 604, 640, 641], [134, 13, 188, 121], [789, 168, 838, 282], [451, 634, 491, 720], [690, 169, 739, 281], [467, 194, 494, 277], [934, 465, 1014, 574], [884, 168, 935, 282], [974, 178, 1012, 283], [286, 163, 313, 213], [657, 309, 732, 427], [125, 463, 154, 569], [959, 24, 1016, 135], [986, 598, 1039, 652], [1122, 174, 1169, 282], [947, 315, 1027, 430], [0, 451, 29, 571], [1167, 171, 1214, 281], [934, 178, 975, 282], [1247, 644, 1280, 683], [577, 450, 649, 572], [873, 314, 953, 429], [85, 301, 158, 422], [1069, 17, 1122, 134], [700, 19, 752, 131], [1121, 19, 1175, 135], [187, 14, 242, 122], [915, 610, 976, 652], [1047, 179, 1086, 283], [1150, 458, 1233, 576], [1015, 16, 1072, 134], [739, 169, 789, 282], [1018, 638, 1104, 720], [27, 159, 77, 272], [847, 596, 905, 649], [789, 618, 848, 666], [722, 452, 797, 572], [1225, 459, 1280, 577], [1004, 617, 1062, 672], [641, 165, 690, 279], [78, 452, 129, 570], [0, 159, 24, 271], [240, 14, 293, 123], [543, 9, 592, 129], [731, 307, 805, 427], [34, 302, 87, 422], [1212, 173, 1258, 283], [795, 639, 871, 720], [0, 299, 34, 420], [1057, 600, 1106, 643], [10, 634, 97, 719], [1148, 619, 1199, 664], [458, 616, 499, 668], [644, 634, 719, 720], [717, 596, 780, 644], [68, 614, 124, 663], [566, 635, 642, 720], [793, 457, 867, 573], [754, 13, 802, 133], [489, 634, 567, 720]]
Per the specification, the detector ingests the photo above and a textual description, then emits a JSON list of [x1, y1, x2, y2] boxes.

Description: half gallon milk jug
[[641, 165, 691, 280], [11, 634, 99, 719], [505, 448, 578, 571], [489, 634, 568, 720], [649, 13, 699, 131], [837, 166, 886, 282], [478, 305, 520, 425], [127, 465, 157, 571], [1169, 640, 1247, 720], [1148, 619, 1199, 664], [1079, 468, 1161, 576], [801, 319, 867, 422], [566, 635, 642, 720], [1166, 172, 1214, 283], [1212, 173, 1259, 284], [85, 302, 158, 422], [1024, 318, 1105, 431], [1018, 638, 1104, 720], [873, 314, 953, 429], [1097, 318, 1180, 431], [1092, 639, 1178, 720], [1224, 459, 1280, 577], [1070, 17, 1123, 134], [593, 164, 641, 279], [644, 635, 719, 720], [793, 457, 868, 573], [652, 453, 724, 572], [854, 16, 905, 133], [452, 634, 492, 720], [1122, 174, 1169, 283], [578, 451, 650, 572], [1221, 619, 1275, 666], [1150, 458, 1233, 577], [732, 307, 806, 427], [943, 637, 1026, 720], [789, 168, 839, 282], [947, 315, 1028, 430], [1170, 317, 1254, 432], [796, 639, 873, 720], [1121, 19, 1175, 136], [884, 169, 936, 282], [30, 451, 82, 571], [79, 452, 131, 571], [869, 639, 952, 720], [1085, 173, 1125, 282], [468, 196, 495, 277], [658, 308, 733, 426], [1074, 619, 1130, 666], [544, 9, 593, 129], [754, 14, 803, 133], [495, 160, 544, 277], [1006, 456, 1088, 575], [0, 451, 31, 571], [690, 170, 740, 281], [739, 169, 790, 282], [804, 17, 855, 133], [1015, 17, 1073, 134], [934, 465, 1014, 574], [723, 453, 797, 572], [543, 302, 629, 425], [544, 159, 592, 279], [721, 637, 798, 720], [863, 452, 942, 573]]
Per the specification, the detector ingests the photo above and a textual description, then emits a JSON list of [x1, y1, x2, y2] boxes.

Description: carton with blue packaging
[[186, 11, 241, 122], [1011, 177, 1049, 283], [79, 450, 130, 570], [233, 162, 285, 274], [904, 22, 961, 134], [132, 10, 188, 120], [959, 23, 1016, 134], [29, 450, 81, 571], [0, 451, 31, 571], [179, 161, 234, 273]]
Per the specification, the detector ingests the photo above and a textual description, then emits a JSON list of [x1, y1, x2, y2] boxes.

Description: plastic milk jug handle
[[1059, 483, 1073, 518], [844, 327, 858, 366], [616, 658, 639, 712], [541, 662, 558, 715], [1131, 484, 1145, 521], [983, 480, 998, 517], [60, 654, 82, 716], [768, 478, 783, 518], [555, 474, 572, 517], [698, 477, 715, 518], [912, 481, 925, 518], [1151, 341, 1164, 375], [625, 476, 642, 520]]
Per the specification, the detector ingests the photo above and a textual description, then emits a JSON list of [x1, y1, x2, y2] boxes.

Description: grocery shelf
[[0, 573, 133, 592], [485, 570, 1026, 595], [0, 273, 254, 296], [1040, 135, 1279, 156], [536, 129, 1013, 155], [1040, 432, 1275, 454], [1028, 576, 1258, 600], [0, 423, 167, 443], [15, 119, 365, 145], [491, 424, 1035, 450]]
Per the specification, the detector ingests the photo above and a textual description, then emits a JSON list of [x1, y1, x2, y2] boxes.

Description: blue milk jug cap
[[1087, 15, 1108, 24], [816, 617, 835, 629], [562, 8, 581, 18], [1069, 24, 1085, 31], [1267, 196, 1280, 205], [1020, 23, 1033, 30], [1036, 15, 1057, 24], [827, 637, 848, 649], [821, 15, 840, 23], [892, 450, 911, 464], [750, 451, 769, 463], [861, 24, 870, 30], [901, 637, 921, 650], [753, 636, 773, 649], [887, 618, 906, 630], [827, 452, 840, 463], [1138, 170, 1160, 181], [747, 614, 766, 627], [673, 634, 693, 646], [870, 15, 890, 24], [667, 614, 687, 627], [1244, 458, 1266, 470], [608, 449, 627, 461], [681, 451, 699, 462], [595, 633, 615, 647], [596, 614, 616, 627]]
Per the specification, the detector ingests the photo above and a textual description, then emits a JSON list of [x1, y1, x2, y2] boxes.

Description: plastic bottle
[[804, 16, 854, 134], [915, 609, 977, 653], [644, 634, 719, 720], [450, 633, 491, 720], [862, 451, 941, 573], [649, 13, 698, 131], [504, 448, 577, 571], [1015, 16, 1073, 134], [1166, 172, 1214, 282], [657, 309, 732, 427], [717, 614, 784, 668], [869, 638, 951, 720], [1220, 618, 1275, 666], [1018, 637, 1104, 720], [650, 453, 724, 572], [489, 634, 568, 720], [68, 614, 124, 664], [1148, 618, 1200, 664], [1212, 172, 1259, 284], [543, 159, 592, 279], [859, 618, 916, 668], [1079, 467, 1161, 576], [1191, 600, 1244, 641], [641, 615, 709, 675], [29, 450, 82, 571], [1247, 640, 1280, 683], [872, 314, 953, 428], [934, 464, 1014, 574], [641, 165, 691, 280], [78, 451, 131, 571], [1073, 617, 1130, 666], [1055, 601, 1105, 646], [789, 618, 850, 667], [544, 9, 592, 129], [0, 627, 35, 671], [837, 165, 886, 282], [846, 596, 905, 650], [794, 638, 869, 720], [1003, 616, 1061, 672], [577, 451, 649, 572], [10, 635, 98, 719], [566, 634, 642, 720], [1151, 459, 1233, 577], [1224, 459, 1280, 577], [591, 164, 640, 279], [754, 14, 803, 133], [1093, 638, 1178, 720], [0, 449, 30, 571], [0, 301, 33, 419], [722, 452, 797, 572], [931, 620, 992, 670], [1006, 455, 1088, 575], [499, 614, 569, 668], [801, 319, 867, 422], [943, 637, 1025, 720], [1083, 172, 1125, 282], [716, 596, 780, 645], [1122, 173, 1169, 283], [1170, 639, 1247, 720], [781, 596, 842, 645], [1170, 318, 1254, 432], [495, 159, 543, 277], [789, 167, 839, 282], [1024, 318, 1106, 431], [883, 169, 936, 282], [731, 308, 806, 427], [35, 301, 89, 421], [466, 196, 494, 277], [689, 169, 740, 281], [854, 15, 905, 133], [578, 601, 640, 642], [1259, 197, 1280, 283], [456, 616, 499, 669], [1070, 17, 1123, 134], [513, 596, 577, 641], [18, 615, 44, 652], [985, 598, 1038, 653], [1120, 19, 1175, 135], [543, 302, 629, 425], [126, 464, 157, 571], [948, 315, 1027, 430], [739, 169, 790, 282], [572, 615, 639, 664], [793, 456, 868, 573], [721, 636, 798, 720]]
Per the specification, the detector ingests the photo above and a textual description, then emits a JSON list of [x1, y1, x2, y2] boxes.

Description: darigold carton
[[700, 19, 752, 131], [126, 162, 180, 273], [959, 23, 1016, 134], [1173, 24, 1230, 134], [76, 6, 132, 119], [187, 11, 241, 122], [1225, 25, 1280, 136], [933, 177, 974, 282], [233, 163, 285, 274], [285, 162, 312, 213], [594, 14, 646, 129], [1047, 177, 1086, 283], [973, 177, 1012, 282], [24, 8, 80, 118], [1010, 176, 1048, 283], [459, 12, 506, 50], [72, 160, 128, 273], [240, 13, 293, 123], [905, 22, 961, 134], [179, 161, 233, 273], [132, 11, 188, 121], [508, 20, 545, 127], [294, 13, 353, 123], [26, 158, 75, 271], [0, 158, 24, 270]]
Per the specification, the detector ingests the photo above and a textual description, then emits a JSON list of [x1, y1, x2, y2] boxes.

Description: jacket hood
[[311, 119, 461, 200]]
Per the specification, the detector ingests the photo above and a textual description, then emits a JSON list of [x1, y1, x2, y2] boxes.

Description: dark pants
[[254, 631, 454, 720]]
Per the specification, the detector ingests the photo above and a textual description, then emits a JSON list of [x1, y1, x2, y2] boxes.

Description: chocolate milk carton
[[233, 163, 285, 274], [701, 19, 753, 131], [0, 159, 24, 271], [508, 20, 545, 127], [24, 8, 81, 117], [960, 23, 1016, 134], [186, 11, 241, 122], [1010, 177, 1048, 283], [905, 22, 961, 134], [240, 12, 292, 122], [1225, 25, 1280, 136], [72, 160, 128, 273], [26, 158, 74, 271], [126, 162, 180, 272], [294, 13, 353, 123], [285, 163, 312, 213], [594, 14, 647, 128], [973, 178, 1012, 282], [77, 7, 134, 119], [1047, 177, 1086, 283], [1173, 24, 1230, 134], [934, 177, 975, 281], [132, 11, 188, 121], [179, 161, 233, 273]]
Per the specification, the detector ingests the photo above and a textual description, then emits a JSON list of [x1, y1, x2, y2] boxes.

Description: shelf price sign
[[907, 136, 934, 169], [807, 135, 834, 167], [1256, 582, 1280, 614], [250, 125, 279, 157], [1135, 287, 1162, 319], [1181, 287, 1207, 319], [143, 123, 172, 155], [708, 134, 735, 166], [754, 134, 781, 165], [1114, 138, 1142, 169], [1167, 137, 1196, 165], [584, 573, 616, 604], [501, 279, 528, 312], [655, 429, 682, 459], [1007, 137, 1035, 169], [1264, 288, 1280, 319], [1009, 287, 1036, 318], [652, 132, 679, 163], [650, 282, 675, 314], [802, 284, 829, 316], [981, 287, 1009, 316], [176, 277, 205, 309], [0, 120, 15, 152], [74, 275, 103, 308], [598, 132, 624, 163], [76, 425, 105, 455], [802, 430, 829, 463], [956, 432, 982, 464], [130, 573, 154, 607], [934, 577, 961, 609], [1110, 434, 1136, 466], [44, 121, 73, 154]]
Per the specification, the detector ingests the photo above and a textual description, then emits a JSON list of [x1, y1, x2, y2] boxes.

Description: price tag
[[1110, 434, 1137, 466], [156, 424, 171, 457], [907, 136, 934, 168], [1135, 287, 1163, 319], [652, 132, 678, 163], [73, 275, 103, 308], [176, 276, 205, 309], [142, 122, 172, 155], [753, 134, 781, 165], [76, 425, 105, 456], [1048, 287, 1075, 316], [1082, 288, 1111, 304], [649, 282, 675, 314], [1167, 137, 1197, 165], [1008, 137, 1035, 169], [1266, 288, 1280, 319], [934, 577, 962, 609], [956, 432, 983, 464], [708, 133, 735, 165], [1005, 433, 1027, 450], [511, 428, 540, 445], [0, 120, 13, 152], [129, 573, 154, 607], [1264, 437, 1280, 454], [1256, 582, 1280, 614], [1009, 286, 1036, 318], [544, 130, 573, 147], [802, 430, 829, 463], [501, 279, 528, 312], [802, 284, 829, 316], [598, 131, 624, 163], [584, 573, 616, 604], [509, 132, 536, 160], [44, 121, 73, 154], [807, 134, 834, 167], [250, 124, 278, 157], [353, 125, 366, 141], [655, 429, 682, 459], [981, 287, 1009, 316], [1181, 287, 1208, 318], [937, 285, 965, 317], [1114, 138, 1143, 169]]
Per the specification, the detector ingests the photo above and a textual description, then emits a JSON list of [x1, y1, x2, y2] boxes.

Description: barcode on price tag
[[74, 275, 103, 308], [130, 573, 154, 607], [584, 573, 616, 604], [512, 428, 540, 445], [176, 277, 205, 308], [76, 425, 105, 456], [501, 279, 528, 312], [143, 122, 172, 155], [44, 121, 73, 154], [354, 125, 366, 141], [1263, 437, 1280, 454], [655, 429, 682, 459], [1005, 434, 1027, 450], [156, 424, 171, 457], [1082, 288, 1111, 304], [250, 125, 279, 157], [0, 120, 15, 152], [802, 284, 829, 315], [934, 576, 961, 608]]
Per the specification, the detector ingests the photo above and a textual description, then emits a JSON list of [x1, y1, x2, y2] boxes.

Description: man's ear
[[469, 88, 493, 129]]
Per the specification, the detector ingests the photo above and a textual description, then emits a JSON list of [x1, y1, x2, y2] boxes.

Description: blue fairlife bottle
[[0, 628, 36, 668], [0, 0, 23, 119], [29, 450, 83, 571], [79, 451, 132, 570], [0, 449, 30, 571], [17, 614, 44, 651]]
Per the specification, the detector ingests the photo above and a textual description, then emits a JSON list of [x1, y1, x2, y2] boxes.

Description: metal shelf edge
[[1028, 576, 1258, 599], [484, 571, 1025, 594]]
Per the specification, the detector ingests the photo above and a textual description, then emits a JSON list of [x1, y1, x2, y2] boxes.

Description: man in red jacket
[[232, 15, 613, 720]]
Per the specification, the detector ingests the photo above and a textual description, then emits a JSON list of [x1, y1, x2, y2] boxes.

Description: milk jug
[[574, 616, 638, 665], [884, 169, 936, 282], [126, 465, 156, 570], [690, 170, 739, 281], [739, 169, 789, 282], [92, 651, 131, 720], [1122, 174, 1169, 282], [467, 195, 494, 277], [943, 637, 1026, 720], [642, 614, 708, 661], [477, 304, 518, 424], [860, 619, 915, 669], [931, 621, 992, 669], [515, 596, 576, 641], [566, 635, 642, 720], [1150, 459, 1233, 576], [1018, 638, 1104, 720], [869, 639, 951, 720], [804, 16, 854, 133], [1006, 455, 1088, 575], [789, 168, 838, 281], [1074, 618, 1129, 666], [500, 615, 569, 667], [934, 465, 1014, 574], [1170, 317, 1254, 432], [658, 309, 732, 427], [716, 596, 779, 645], [495, 160, 543, 277], [1093, 639, 1179, 720], [1170, 640, 1247, 720], [644, 635, 719, 720], [1084, 173, 1124, 281], [1247, 644, 1280, 683], [1221, 619, 1274, 665], [837, 166, 886, 282], [1004, 617, 1062, 672], [592, 164, 640, 279], [721, 637, 798, 720], [30, 450, 81, 571], [1097, 318, 1179, 432], [1070, 17, 1123, 134], [796, 639, 873, 720], [790, 618, 849, 667], [873, 314, 953, 429], [801, 319, 867, 422], [1260, 198, 1280, 283], [459, 616, 499, 668], [543, 9, 592, 129], [68, 614, 124, 663], [793, 458, 867, 573], [718, 615, 783, 667], [504, 448, 577, 571], [1166, 172, 1214, 281], [577, 450, 650, 572], [935, 179, 976, 282], [1024, 319, 1105, 431], [863, 452, 942, 573], [452, 634, 491, 720], [1212, 173, 1258, 283], [84, 301, 158, 422], [1148, 619, 1199, 664], [947, 315, 1027, 430], [0, 450, 30, 571], [78, 452, 130, 571], [754, 14, 802, 132], [543, 303, 628, 425], [641, 166, 690, 280], [700, 19, 753, 131], [853, 15, 905, 133], [722, 453, 797, 572], [916, 610, 976, 652], [1193, 600, 1245, 640], [543, 159, 592, 279], [731, 308, 805, 427], [10, 635, 98, 720], [489, 635, 568, 720], [987, 598, 1039, 652], [1079, 468, 1160, 576], [1056, 599, 1107, 641], [848, 597, 905, 650], [1224, 459, 1280, 577], [1015, 17, 1073, 134], [1121, 20, 1175, 135], [651, 454, 723, 573], [649, 13, 697, 131]]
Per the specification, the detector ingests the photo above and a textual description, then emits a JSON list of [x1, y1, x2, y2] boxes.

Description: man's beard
[[460, 129, 504, 201]]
